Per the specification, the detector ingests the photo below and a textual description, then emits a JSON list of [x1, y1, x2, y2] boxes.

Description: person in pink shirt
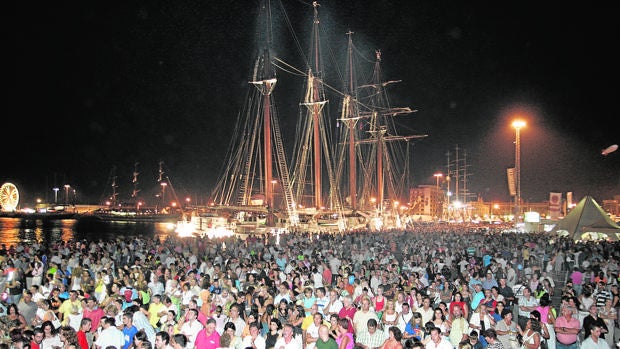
[[554, 306, 581, 349], [194, 317, 220, 349]]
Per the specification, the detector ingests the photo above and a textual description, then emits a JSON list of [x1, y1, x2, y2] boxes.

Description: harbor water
[[0, 217, 177, 247]]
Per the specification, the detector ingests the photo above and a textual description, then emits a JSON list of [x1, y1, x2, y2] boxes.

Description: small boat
[[81, 208, 181, 223]]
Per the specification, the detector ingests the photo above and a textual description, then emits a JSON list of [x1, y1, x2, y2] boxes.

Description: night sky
[[9, 0, 619, 207]]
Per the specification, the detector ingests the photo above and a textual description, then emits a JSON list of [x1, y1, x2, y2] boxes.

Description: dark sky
[[9, 0, 619, 206]]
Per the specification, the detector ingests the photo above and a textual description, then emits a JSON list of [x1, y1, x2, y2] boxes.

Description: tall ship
[[185, 0, 427, 237], [81, 161, 182, 223]]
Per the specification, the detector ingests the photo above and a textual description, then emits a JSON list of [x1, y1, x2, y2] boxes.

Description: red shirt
[[83, 306, 105, 332], [77, 331, 89, 349]]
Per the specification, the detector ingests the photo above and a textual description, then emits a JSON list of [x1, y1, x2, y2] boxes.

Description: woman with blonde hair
[[382, 300, 400, 330]]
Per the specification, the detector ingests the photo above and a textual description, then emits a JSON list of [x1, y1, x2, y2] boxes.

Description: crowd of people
[[0, 223, 618, 349]]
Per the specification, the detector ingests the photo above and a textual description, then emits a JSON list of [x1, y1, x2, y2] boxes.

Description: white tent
[[551, 195, 619, 241]]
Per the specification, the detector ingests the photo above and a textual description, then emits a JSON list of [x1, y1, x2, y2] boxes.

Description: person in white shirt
[[241, 322, 266, 349], [424, 326, 452, 349], [397, 302, 413, 333], [325, 289, 343, 316], [179, 308, 203, 348], [94, 317, 124, 349], [274, 323, 302, 349]]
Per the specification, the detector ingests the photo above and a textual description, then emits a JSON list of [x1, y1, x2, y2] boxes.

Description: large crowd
[[0, 224, 618, 349]]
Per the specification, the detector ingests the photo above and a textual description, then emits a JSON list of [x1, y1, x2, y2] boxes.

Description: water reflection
[[0, 217, 176, 247]]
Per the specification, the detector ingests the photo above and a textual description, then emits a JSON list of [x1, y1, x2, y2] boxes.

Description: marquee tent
[[551, 195, 619, 241]]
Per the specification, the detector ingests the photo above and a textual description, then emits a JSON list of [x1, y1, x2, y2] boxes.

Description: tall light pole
[[512, 119, 525, 227], [64, 185, 70, 205], [433, 173, 443, 221], [433, 173, 443, 191], [271, 180, 277, 208]]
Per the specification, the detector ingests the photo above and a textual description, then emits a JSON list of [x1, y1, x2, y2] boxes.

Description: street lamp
[[64, 185, 70, 205], [271, 180, 277, 208], [433, 173, 443, 220], [512, 119, 526, 227], [433, 173, 443, 192]]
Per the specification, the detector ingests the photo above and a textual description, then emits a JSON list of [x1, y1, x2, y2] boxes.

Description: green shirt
[[316, 338, 338, 349]]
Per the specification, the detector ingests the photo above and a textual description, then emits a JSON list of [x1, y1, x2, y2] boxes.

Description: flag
[[506, 168, 516, 196], [549, 192, 561, 219]]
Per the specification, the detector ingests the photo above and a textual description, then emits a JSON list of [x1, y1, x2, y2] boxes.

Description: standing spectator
[[122, 312, 139, 349], [94, 317, 124, 349], [580, 324, 610, 349], [58, 290, 82, 327], [155, 331, 174, 349], [76, 318, 92, 349], [179, 308, 203, 348], [82, 297, 105, 332], [30, 327, 44, 349], [58, 326, 80, 349], [582, 304, 608, 341], [554, 306, 580, 349], [598, 298, 617, 349], [194, 317, 221, 349], [568, 268, 583, 297], [516, 287, 538, 330], [355, 318, 386, 349], [518, 318, 542, 349]]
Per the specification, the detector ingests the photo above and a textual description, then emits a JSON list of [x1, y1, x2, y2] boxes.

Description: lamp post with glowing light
[[64, 185, 70, 205], [433, 173, 443, 220], [271, 180, 277, 208], [512, 119, 525, 227], [160, 182, 167, 209]]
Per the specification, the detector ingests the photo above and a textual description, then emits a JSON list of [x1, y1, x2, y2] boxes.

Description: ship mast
[[340, 31, 360, 210], [300, 1, 328, 209], [357, 50, 427, 214], [131, 162, 140, 201]]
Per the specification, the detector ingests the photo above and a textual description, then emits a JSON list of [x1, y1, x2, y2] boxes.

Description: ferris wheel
[[0, 182, 19, 211]]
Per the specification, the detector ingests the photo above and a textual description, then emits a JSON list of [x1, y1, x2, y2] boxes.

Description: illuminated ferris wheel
[[0, 182, 19, 211]]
